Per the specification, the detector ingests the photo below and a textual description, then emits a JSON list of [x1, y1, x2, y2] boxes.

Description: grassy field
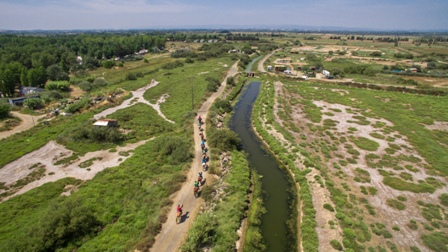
[[0, 47, 237, 250]]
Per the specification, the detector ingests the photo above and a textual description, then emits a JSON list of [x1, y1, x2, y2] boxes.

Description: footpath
[[149, 61, 238, 252]]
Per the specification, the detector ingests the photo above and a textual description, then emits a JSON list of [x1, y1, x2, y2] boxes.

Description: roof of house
[[93, 119, 117, 126]]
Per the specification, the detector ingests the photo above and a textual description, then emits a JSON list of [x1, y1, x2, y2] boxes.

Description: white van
[[284, 69, 292, 74]]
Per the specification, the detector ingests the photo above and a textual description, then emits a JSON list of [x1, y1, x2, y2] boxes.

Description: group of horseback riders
[[176, 115, 209, 223]]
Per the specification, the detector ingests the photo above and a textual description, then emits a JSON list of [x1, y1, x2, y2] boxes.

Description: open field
[[0, 31, 447, 251]]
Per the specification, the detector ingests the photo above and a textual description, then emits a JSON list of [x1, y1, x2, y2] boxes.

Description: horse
[[198, 175, 203, 185], [193, 187, 199, 198]]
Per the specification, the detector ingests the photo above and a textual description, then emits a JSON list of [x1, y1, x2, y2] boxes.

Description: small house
[[93, 119, 118, 127], [9, 97, 26, 106], [406, 68, 418, 73], [322, 70, 330, 77], [19, 86, 45, 96]]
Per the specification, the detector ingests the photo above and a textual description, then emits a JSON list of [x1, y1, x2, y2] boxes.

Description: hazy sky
[[1, 0, 447, 30]]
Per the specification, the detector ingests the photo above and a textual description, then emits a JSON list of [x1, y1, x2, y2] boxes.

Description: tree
[[0, 68, 16, 97], [103, 60, 115, 69], [47, 64, 69, 81], [226, 76, 235, 86], [24, 98, 43, 109], [208, 129, 241, 151], [0, 104, 11, 119], [28, 66, 47, 87]]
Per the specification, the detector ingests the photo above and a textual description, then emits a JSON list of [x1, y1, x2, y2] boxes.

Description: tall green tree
[[28, 66, 47, 87]]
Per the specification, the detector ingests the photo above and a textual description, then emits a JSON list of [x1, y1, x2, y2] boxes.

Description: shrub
[[386, 199, 406, 210], [226, 76, 235, 86], [330, 240, 344, 251], [421, 232, 448, 252], [24, 98, 43, 110], [152, 135, 192, 165], [78, 81, 92, 91], [103, 60, 115, 69], [126, 72, 137, 80], [439, 193, 448, 206], [0, 104, 11, 119], [213, 99, 232, 113], [208, 129, 241, 152], [45, 81, 70, 92], [351, 136, 379, 151], [162, 60, 184, 70], [323, 203, 334, 212]]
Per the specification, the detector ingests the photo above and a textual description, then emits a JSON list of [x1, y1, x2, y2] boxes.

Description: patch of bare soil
[[0, 112, 46, 140], [0, 140, 148, 202], [272, 83, 448, 251], [70, 85, 85, 98], [425, 121, 448, 131], [94, 79, 174, 124]]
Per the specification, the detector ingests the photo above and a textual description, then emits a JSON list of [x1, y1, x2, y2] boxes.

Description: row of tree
[[0, 33, 166, 97]]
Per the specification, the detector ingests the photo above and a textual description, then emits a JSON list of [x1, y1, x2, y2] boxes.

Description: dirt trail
[[0, 140, 148, 202], [0, 112, 46, 140], [149, 61, 239, 252], [94, 80, 174, 124], [258, 50, 278, 72]]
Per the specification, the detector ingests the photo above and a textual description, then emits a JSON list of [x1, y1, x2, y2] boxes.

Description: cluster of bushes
[[71, 125, 124, 144], [151, 135, 192, 165], [125, 71, 144, 81], [198, 43, 234, 59], [77, 78, 109, 91], [208, 128, 240, 152], [45, 81, 70, 92], [205, 76, 221, 92], [23, 98, 44, 109], [181, 150, 251, 251], [65, 98, 90, 113], [0, 104, 11, 119], [237, 55, 251, 69], [394, 53, 414, 59], [344, 65, 378, 76], [369, 51, 382, 57], [396, 77, 419, 86], [161, 60, 184, 70], [170, 49, 197, 59]]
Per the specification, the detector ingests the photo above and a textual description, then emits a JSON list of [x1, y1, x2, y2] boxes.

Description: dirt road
[[149, 61, 239, 252], [0, 111, 46, 140], [258, 50, 278, 72]]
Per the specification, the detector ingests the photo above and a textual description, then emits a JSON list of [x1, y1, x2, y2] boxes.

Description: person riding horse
[[176, 204, 183, 223], [198, 172, 203, 184]]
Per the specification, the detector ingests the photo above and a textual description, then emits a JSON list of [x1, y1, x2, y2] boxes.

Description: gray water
[[229, 82, 292, 252]]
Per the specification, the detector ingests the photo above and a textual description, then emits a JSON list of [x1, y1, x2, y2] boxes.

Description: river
[[229, 82, 293, 252]]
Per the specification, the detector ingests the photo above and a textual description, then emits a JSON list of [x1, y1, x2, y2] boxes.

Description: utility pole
[[190, 77, 194, 111]]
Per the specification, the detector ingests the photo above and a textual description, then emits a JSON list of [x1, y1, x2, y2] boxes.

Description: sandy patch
[[94, 80, 174, 124], [424, 121, 448, 131], [0, 140, 148, 202]]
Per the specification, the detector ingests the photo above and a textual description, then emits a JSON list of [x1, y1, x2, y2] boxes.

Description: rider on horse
[[194, 180, 199, 188]]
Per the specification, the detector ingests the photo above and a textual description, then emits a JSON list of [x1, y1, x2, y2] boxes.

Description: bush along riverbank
[[243, 169, 266, 252], [181, 150, 251, 251], [252, 77, 318, 251]]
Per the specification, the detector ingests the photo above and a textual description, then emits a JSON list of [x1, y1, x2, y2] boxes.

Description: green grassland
[[0, 46, 236, 250]]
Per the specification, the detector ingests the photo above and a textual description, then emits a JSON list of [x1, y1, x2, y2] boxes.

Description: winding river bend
[[229, 82, 293, 252]]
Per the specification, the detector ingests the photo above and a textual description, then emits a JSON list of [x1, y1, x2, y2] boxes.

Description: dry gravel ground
[[273, 82, 448, 251], [0, 79, 170, 202], [0, 112, 46, 140]]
